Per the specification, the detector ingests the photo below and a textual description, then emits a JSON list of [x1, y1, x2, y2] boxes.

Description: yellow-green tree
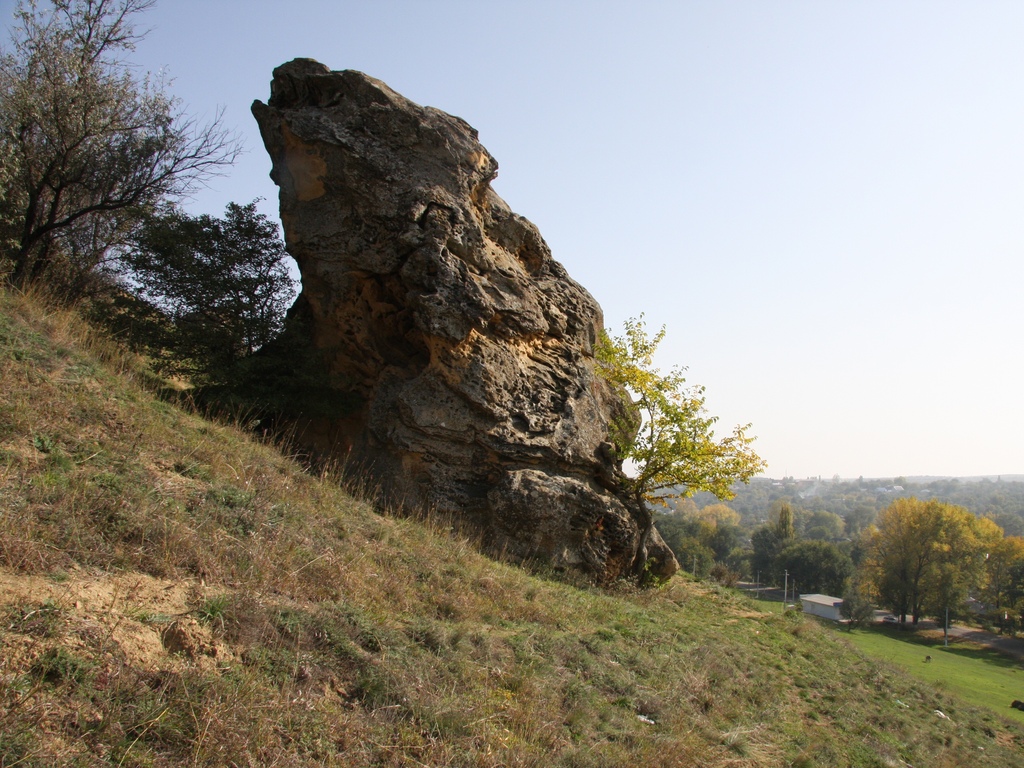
[[694, 503, 741, 529], [596, 315, 765, 575], [862, 498, 1000, 625], [925, 513, 1001, 629], [983, 535, 1024, 611]]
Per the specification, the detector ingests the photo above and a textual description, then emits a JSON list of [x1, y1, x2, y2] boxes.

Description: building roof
[[799, 594, 842, 606]]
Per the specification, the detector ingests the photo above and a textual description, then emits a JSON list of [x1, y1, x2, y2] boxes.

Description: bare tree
[[0, 0, 240, 293]]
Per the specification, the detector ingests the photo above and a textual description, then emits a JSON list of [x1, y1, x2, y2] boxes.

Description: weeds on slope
[[1, 288, 1022, 766]]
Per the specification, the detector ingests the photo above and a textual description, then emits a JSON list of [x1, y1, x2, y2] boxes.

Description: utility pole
[[784, 570, 789, 612]]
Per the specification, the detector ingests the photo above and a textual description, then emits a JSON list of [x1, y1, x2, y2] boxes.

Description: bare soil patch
[[0, 567, 234, 674]]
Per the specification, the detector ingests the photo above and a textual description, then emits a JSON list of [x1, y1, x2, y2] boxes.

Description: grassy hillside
[[1, 288, 1022, 767], [839, 624, 1024, 723]]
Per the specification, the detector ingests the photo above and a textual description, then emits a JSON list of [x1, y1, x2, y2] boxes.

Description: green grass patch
[[837, 623, 1024, 722], [747, 596, 789, 614]]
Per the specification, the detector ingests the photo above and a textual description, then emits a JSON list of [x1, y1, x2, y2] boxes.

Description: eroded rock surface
[[252, 59, 676, 581]]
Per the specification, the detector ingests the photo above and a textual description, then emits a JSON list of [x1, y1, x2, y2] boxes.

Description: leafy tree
[[724, 546, 752, 580], [117, 201, 295, 384], [748, 502, 799, 585], [862, 499, 943, 624], [776, 539, 852, 596], [705, 519, 742, 562], [840, 579, 875, 629], [0, 0, 238, 293], [750, 525, 785, 586], [862, 498, 998, 625], [988, 511, 1024, 538], [596, 316, 765, 575], [695, 503, 741, 529], [774, 501, 796, 540], [654, 511, 700, 560], [987, 536, 1024, 611], [656, 505, 741, 567], [843, 505, 876, 538], [803, 509, 845, 541], [682, 504, 742, 560], [924, 513, 1001, 624], [668, 535, 715, 578]]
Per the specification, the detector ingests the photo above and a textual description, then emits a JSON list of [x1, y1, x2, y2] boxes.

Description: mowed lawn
[[743, 594, 1024, 724], [835, 623, 1024, 722]]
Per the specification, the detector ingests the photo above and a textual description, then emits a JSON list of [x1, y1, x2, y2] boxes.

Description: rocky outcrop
[[252, 59, 677, 582]]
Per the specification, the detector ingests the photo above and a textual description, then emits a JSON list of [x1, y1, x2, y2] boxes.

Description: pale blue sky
[[4, 1, 1023, 479]]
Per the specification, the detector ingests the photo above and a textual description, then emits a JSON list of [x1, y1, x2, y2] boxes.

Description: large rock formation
[[252, 59, 677, 582]]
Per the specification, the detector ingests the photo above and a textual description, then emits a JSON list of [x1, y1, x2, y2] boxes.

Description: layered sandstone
[[252, 59, 676, 581]]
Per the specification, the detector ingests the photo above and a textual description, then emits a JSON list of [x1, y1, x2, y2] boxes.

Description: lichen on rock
[[252, 59, 677, 582]]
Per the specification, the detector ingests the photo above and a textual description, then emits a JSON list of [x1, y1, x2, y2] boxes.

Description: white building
[[800, 593, 844, 621]]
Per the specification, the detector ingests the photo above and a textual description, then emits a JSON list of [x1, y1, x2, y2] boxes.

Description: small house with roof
[[799, 594, 844, 621]]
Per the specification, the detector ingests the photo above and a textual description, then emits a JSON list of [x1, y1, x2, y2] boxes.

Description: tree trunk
[[630, 491, 654, 579]]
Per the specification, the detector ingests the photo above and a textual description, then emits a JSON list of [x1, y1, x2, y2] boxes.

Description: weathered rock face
[[252, 59, 677, 582]]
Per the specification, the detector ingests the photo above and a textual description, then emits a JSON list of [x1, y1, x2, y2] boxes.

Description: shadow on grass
[[858, 625, 1024, 669]]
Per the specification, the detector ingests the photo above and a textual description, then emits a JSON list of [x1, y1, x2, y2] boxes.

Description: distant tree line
[[695, 475, 1024, 534], [655, 478, 1024, 634]]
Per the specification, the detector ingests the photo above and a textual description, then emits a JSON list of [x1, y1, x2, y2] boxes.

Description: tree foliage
[[596, 315, 765, 504], [774, 501, 796, 540], [0, 0, 238, 293], [984, 536, 1024, 611], [776, 539, 852, 596], [802, 509, 845, 541], [656, 505, 742, 570], [692, 475, 1024, 535], [695, 503, 741, 529], [748, 502, 799, 585], [596, 316, 765, 577], [840, 579, 875, 629], [862, 497, 999, 624], [750, 525, 785, 585], [115, 201, 295, 385]]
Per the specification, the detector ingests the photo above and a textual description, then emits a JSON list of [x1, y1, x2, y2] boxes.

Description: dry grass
[[1, 286, 1022, 766]]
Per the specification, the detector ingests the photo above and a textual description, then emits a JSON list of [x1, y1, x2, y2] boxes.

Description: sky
[[3, 0, 1022, 480]]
